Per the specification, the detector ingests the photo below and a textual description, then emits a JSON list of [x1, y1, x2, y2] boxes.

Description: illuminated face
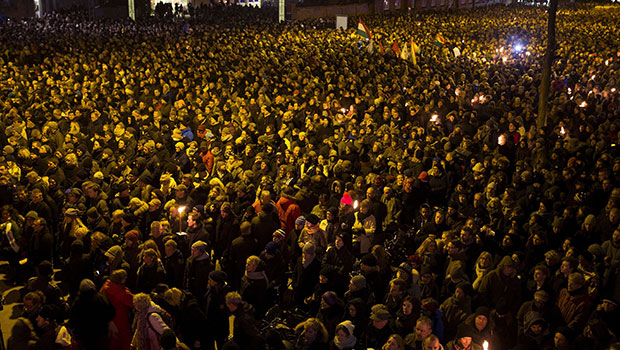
[[416, 322, 432, 339]]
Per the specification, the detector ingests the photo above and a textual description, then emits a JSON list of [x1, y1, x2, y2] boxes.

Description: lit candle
[[353, 200, 359, 210], [580, 101, 587, 108], [483, 340, 489, 350], [430, 114, 438, 123], [560, 126, 565, 135]]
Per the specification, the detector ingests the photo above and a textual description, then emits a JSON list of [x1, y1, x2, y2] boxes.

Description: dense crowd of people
[[0, 2, 619, 350]]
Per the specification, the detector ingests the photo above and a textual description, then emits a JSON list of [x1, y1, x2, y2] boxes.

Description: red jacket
[[276, 196, 301, 234], [101, 279, 134, 350]]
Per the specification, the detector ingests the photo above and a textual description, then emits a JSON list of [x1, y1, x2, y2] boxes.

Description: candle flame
[[580, 101, 587, 108], [612, 88, 617, 93], [353, 200, 359, 210], [560, 126, 565, 135], [430, 114, 438, 122], [178, 206, 186, 214], [483, 340, 489, 350]]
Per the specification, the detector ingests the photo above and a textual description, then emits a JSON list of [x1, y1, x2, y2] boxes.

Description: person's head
[[533, 264, 549, 283], [164, 239, 177, 257], [295, 318, 328, 344], [350, 275, 366, 292], [554, 327, 574, 349], [460, 227, 474, 244], [474, 307, 490, 331], [370, 304, 391, 329], [568, 272, 586, 292], [110, 269, 128, 285], [415, 316, 433, 339], [335, 321, 355, 344], [402, 296, 416, 316], [423, 334, 442, 350], [534, 290, 550, 309], [191, 241, 208, 258], [23, 291, 44, 313], [389, 278, 406, 297], [302, 242, 316, 261], [245, 255, 261, 273], [133, 293, 151, 313], [142, 248, 157, 266], [601, 298, 618, 313], [383, 334, 405, 350], [187, 212, 200, 228], [225, 292, 242, 312], [36, 305, 57, 329]]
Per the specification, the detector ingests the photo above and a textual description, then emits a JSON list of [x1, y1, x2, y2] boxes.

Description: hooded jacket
[[477, 256, 521, 312]]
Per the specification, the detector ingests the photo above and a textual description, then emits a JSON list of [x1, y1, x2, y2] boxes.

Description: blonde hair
[[294, 318, 328, 343], [133, 293, 151, 311], [164, 288, 183, 307]]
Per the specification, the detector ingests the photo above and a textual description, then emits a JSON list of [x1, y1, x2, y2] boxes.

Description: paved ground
[[0, 262, 26, 347]]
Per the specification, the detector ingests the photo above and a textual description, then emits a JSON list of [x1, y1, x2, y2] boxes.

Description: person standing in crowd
[[100, 269, 134, 350]]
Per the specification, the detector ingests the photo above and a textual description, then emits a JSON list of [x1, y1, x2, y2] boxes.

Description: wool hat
[[295, 216, 306, 226], [306, 213, 320, 225], [370, 304, 391, 321], [351, 275, 366, 289], [192, 240, 208, 252], [338, 320, 355, 336], [105, 245, 123, 260], [264, 241, 279, 256], [322, 291, 338, 306], [272, 229, 286, 239], [418, 171, 429, 182], [474, 306, 490, 319], [455, 324, 474, 339], [65, 208, 79, 217], [340, 192, 353, 206], [124, 230, 139, 244], [209, 270, 228, 284], [361, 254, 378, 267]]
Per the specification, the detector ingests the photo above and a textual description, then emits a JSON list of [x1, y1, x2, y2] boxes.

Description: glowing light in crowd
[[430, 114, 440, 124], [525, 51, 531, 56], [353, 200, 359, 210], [612, 88, 617, 93], [591, 75, 596, 80], [560, 126, 566, 135], [499, 46, 504, 53], [580, 101, 587, 108], [178, 206, 186, 214], [568, 88, 572, 95], [513, 44, 524, 52], [606, 60, 609, 66], [498, 135, 506, 146], [483, 341, 489, 350], [502, 57, 508, 63]]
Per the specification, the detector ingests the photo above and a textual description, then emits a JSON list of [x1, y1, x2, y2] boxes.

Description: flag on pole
[[391, 41, 400, 57], [400, 42, 410, 60], [367, 40, 375, 54], [434, 33, 447, 46], [357, 20, 372, 40], [410, 39, 420, 65]]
